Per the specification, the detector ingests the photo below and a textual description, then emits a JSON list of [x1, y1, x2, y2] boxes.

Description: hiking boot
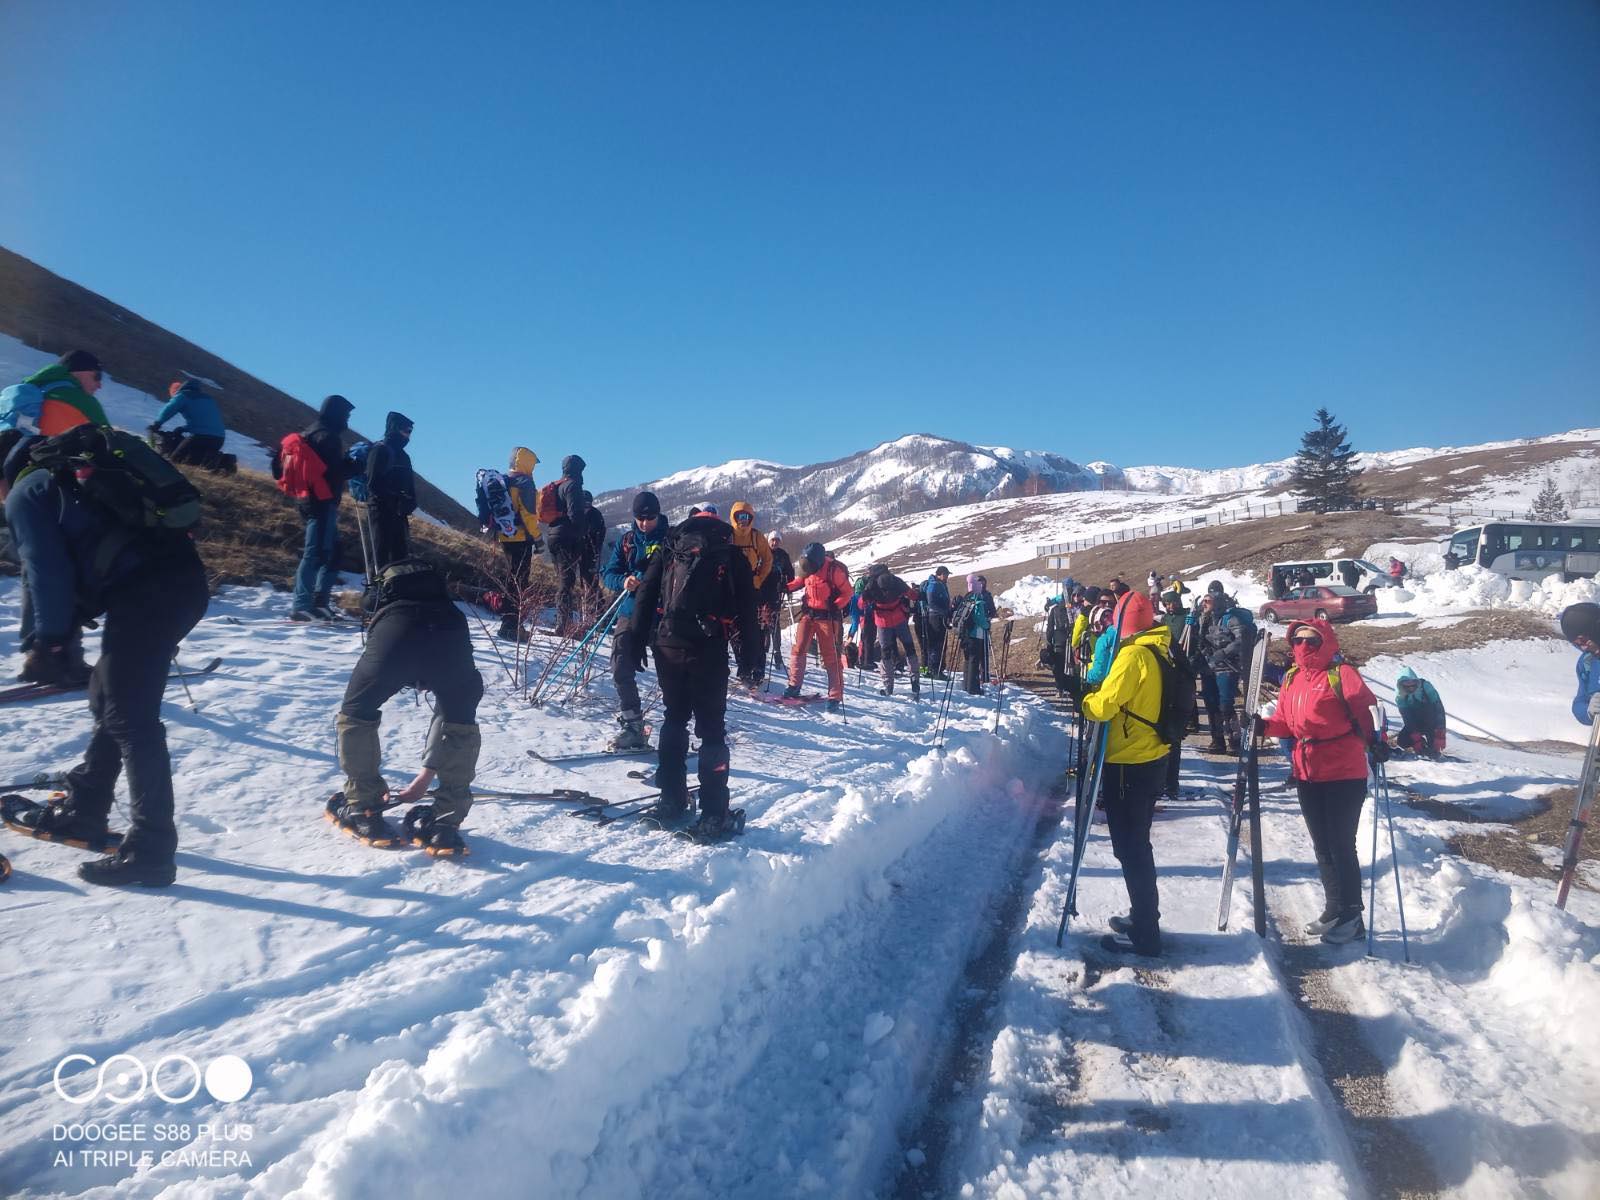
[[1320, 914, 1365, 945], [609, 712, 651, 752], [826, 699, 842, 713], [879, 686, 891, 697], [782, 685, 802, 700], [686, 808, 744, 841], [337, 802, 398, 844], [1303, 912, 1341, 937], [912, 682, 921, 701], [20, 644, 85, 686], [1099, 930, 1162, 957], [78, 845, 176, 888], [426, 823, 468, 856], [497, 616, 521, 641], [653, 794, 691, 821], [1205, 739, 1228, 754], [311, 606, 340, 622], [11, 797, 109, 843], [289, 609, 316, 623]]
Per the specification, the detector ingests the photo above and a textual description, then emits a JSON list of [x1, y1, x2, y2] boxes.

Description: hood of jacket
[[676, 512, 731, 546], [318, 394, 354, 431], [1286, 618, 1340, 672], [561, 454, 586, 479], [1113, 591, 1157, 638], [729, 500, 756, 524], [384, 411, 414, 440], [510, 446, 539, 476]]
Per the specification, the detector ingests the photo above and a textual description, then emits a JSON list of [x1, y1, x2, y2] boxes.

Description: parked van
[[1268, 558, 1399, 599]]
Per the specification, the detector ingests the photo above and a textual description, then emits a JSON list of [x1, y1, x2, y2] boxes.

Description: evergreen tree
[[1290, 408, 1363, 512], [1528, 476, 1570, 522]]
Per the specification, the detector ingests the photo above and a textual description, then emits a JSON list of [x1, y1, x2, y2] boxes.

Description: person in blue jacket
[[602, 490, 668, 750], [1394, 666, 1448, 759], [150, 377, 227, 467], [921, 566, 952, 679], [1561, 603, 1600, 726]]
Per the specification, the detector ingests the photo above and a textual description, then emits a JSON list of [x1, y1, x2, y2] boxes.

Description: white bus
[[1444, 521, 1600, 581]]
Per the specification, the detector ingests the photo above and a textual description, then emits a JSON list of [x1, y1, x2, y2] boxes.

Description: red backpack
[[536, 480, 563, 525], [275, 433, 332, 501]]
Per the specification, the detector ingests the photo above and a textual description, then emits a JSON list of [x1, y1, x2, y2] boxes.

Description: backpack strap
[[1285, 665, 1366, 745], [1122, 643, 1166, 732]]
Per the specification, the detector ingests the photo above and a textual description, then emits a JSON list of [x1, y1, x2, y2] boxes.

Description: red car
[[1259, 584, 1377, 624]]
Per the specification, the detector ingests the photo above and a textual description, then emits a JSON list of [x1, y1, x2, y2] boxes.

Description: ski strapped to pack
[[1218, 631, 1272, 933]]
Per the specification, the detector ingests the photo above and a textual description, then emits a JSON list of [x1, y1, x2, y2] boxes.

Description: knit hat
[[1560, 602, 1600, 646], [700, 502, 719, 516], [1113, 591, 1156, 637], [1207, 579, 1226, 596], [632, 491, 661, 520], [769, 531, 783, 546], [58, 349, 101, 374]]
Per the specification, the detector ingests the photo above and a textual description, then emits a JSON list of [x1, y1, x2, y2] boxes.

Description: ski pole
[[467, 603, 518, 688], [170, 652, 198, 710], [1058, 721, 1107, 945], [1367, 754, 1381, 958], [533, 592, 625, 703], [565, 601, 623, 703], [1378, 760, 1411, 962], [1556, 718, 1600, 909]]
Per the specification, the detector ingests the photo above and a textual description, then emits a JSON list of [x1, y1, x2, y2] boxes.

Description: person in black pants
[[921, 567, 952, 679], [1, 430, 209, 887], [629, 510, 761, 840], [546, 454, 595, 635], [334, 561, 483, 853], [365, 411, 416, 568], [764, 532, 796, 672]]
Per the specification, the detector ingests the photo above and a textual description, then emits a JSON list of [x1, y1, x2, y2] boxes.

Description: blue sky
[[3, 1, 1597, 503]]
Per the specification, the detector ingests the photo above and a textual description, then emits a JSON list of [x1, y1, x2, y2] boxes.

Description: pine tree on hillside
[[1528, 476, 1570, 522], [1290, 408, 1363, 512]]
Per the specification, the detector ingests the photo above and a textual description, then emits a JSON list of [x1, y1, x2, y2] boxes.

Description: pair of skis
[[1555, 717, 1600, 910], [0, 657, 223, 706], [1217, 633, 1272, 935]]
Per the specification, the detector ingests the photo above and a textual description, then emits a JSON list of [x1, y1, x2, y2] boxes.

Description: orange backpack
[[535, 480, 563, 525]]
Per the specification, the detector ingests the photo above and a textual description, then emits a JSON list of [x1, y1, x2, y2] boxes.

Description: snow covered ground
[[1, 574, 1596, 1198]]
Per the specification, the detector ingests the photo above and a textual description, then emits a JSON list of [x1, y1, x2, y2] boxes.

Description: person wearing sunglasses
[[1561, 602, 1600, 726], [1259, 619, 1381, 945], [4, 349, 112, 437]]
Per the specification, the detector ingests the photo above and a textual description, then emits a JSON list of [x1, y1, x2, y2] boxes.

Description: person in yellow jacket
[[495, 447, 542, 640], [728, 501, 773, 680], [1079, 590, 1171, 957]]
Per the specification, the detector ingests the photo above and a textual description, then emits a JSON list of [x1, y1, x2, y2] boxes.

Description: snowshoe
[[77, 845, 176, 889], [401, 804, 469, 856], [0, 793, 121, 853], [324, 793, 405, 848], [638, 795, 694, 831], [679, 808, 746, 843]]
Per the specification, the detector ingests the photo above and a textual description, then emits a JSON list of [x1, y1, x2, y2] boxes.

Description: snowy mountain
[[595, 434, 1118, 537]]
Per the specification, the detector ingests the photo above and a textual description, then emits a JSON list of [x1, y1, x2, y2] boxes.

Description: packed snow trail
[[0, 580, 1064, 1199], [942, 729, 1600, 1198]]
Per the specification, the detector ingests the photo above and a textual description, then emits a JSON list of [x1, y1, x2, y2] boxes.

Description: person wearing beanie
[[1562, 602, 1600, 726], [278, 394, 359, 620], [762, 531, 796, 673], [5, 350, 112, 437], [1079, 591, 1173, 956], [601, 491, 670, 751], [921, 566, 953, 680], [545, 454, 595, 636], [150, 376, 227, 468], [1199, 586, 1257, 753], [365, 411, 417, 568], [784, 541, 851, 709], [953, 574, 998, 695]]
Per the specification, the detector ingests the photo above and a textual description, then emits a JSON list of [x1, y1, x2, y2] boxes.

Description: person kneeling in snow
[[332, 561, 483, 855], [1393, 667, 1447, 759], [1079, 591, 1172, 956]]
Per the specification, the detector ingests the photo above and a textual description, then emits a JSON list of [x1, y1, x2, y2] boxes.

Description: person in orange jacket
[[729, 501, 773, 682], [1260, 618, 1380, 946], [784, 541, 850, 711]]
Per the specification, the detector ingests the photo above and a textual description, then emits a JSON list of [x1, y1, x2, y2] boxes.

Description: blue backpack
[[345, 442, 372, 502], [0, 379, 72, 433]]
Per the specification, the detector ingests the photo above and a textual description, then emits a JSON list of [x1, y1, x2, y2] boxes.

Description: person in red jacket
[[862, 562, 921, 699], [784, 541, 850, 710], [1260, 619, 1378, 945]]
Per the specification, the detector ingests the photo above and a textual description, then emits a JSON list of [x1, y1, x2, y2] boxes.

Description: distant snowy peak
[[595, 434, 1109, 537], [1121, 460, 1296, 496]]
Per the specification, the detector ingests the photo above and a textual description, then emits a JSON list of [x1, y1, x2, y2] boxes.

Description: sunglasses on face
[[735, 513, 752, 523], [1293, 633, 1323, 647]]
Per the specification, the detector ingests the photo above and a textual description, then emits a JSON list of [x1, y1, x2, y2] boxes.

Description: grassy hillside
[[0, 245, 474, 529]]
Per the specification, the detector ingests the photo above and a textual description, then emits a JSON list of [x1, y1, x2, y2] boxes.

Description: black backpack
[[1126, 640, 1197, 748], [29, 424, 202, 533], [655, 525, 735, 648], [1045, 603, 1073, 648]]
